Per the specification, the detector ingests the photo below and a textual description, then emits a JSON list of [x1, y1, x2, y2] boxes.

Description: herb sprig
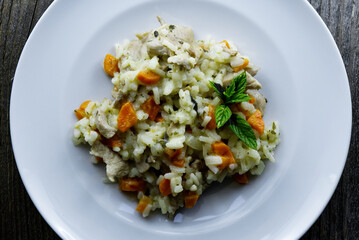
[[209, 72, 257, 149]]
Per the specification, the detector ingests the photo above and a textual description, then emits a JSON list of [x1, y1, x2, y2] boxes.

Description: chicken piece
[[94, 110, 117, 139], [137, 17, 203, 68], [246, 90, 267, 114], [90, 141, 129, 182], [126, 39, 147, 61], [223, 71, 262, 90], [245, 64, 260, 76], [147, 39, 170, 56]]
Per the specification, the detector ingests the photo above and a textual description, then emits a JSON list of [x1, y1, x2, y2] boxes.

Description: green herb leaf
[[232, 71, 247, 94], [223, 81, 235, 98], [215, 105, 232, 128], [228, 114, 257, 149], [226, 93, 252, 104], [209, 81, 225, 100]]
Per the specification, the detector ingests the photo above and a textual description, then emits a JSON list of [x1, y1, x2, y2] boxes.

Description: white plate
[[10, 0, 351, 239]]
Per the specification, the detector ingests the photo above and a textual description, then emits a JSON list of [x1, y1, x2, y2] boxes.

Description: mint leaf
[[215, 105, 232, 128], [228, 114, 257, 149], [223, 81, 235, 98], [209, 81, 225, 100], [226, 93, 252, 104], [232, 71, 247, 93]]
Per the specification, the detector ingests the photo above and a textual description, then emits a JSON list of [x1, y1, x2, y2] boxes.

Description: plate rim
[[10, 0, 352, 239]]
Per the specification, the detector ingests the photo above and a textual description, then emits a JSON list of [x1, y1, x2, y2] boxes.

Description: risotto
[[73, 17, 280, 217]]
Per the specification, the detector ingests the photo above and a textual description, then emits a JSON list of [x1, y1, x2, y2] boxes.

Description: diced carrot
[[206, 105, 217, 130], [136, 196, 152, 214], [172, 158, 185, 168], [233, 173, 248, 184], [159, 178, 171, 196], [103, 134, 122, 148], [95, 156, 103, 163], [119, 177, 146, 192], [185, 126, 192, 133], [117, 102, 138, 132], [248, 96, 256, 104], [212, 142, 236, 170], [155, 114, 165, 122], [247, 110, 265, 135], [233, 58, 249, 72], [220, 40, 230, 49], [137, 70, 161, 85], [164, 148, 182, 159], [104, 54, 119, 77], [184, 191, 199, 208], [74, 100, 91, 120], [165, 148, 185, 168], [141, 95, 161, 121]]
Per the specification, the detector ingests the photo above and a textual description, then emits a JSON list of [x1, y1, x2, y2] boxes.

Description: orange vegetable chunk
[[211, 142, 236, 170], [104, 54, 119, 77], [103, 134, 122, 148], [206, 105, 217, 130], [248, 96, 256, 104], [117, 102, 138, 132], [74, 100, 91, 120], [233, 58, 249, 73], [184, 191, 199, 208], [247, 110, 265, 135], [155, 114, 165, 122], [159, 178, 171, 196], [137, 70, 161, 85], [233, 173, 248, 184], [165, 148, 185, 167], [119, 177, 146, 192], [141, 95, 161, 121], [136, 196, 152, 214]]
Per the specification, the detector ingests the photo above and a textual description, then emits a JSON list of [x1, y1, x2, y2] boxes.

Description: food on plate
[[73, 16, 280, 217]]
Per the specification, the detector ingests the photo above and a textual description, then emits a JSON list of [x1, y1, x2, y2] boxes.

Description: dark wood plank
[[0, 0, 357, 239], [303, 0, 359, 239], [0, 1, 58, 239]]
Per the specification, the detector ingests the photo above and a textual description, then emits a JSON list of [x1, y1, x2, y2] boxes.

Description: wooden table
[[1, 0, 357, 239]]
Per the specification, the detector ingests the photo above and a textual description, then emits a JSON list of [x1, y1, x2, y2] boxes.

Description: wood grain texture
[[0, 0, 357, 239]]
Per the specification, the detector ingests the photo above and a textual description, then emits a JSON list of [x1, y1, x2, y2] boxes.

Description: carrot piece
[[104, 54, 119, 77], [159, 178, 171, 196], [206, 105, 217, 130], [117, 102, 137, 132], [212, 142, 236, 170], [141, 95, 161, 121], [103, 134, 122, 148], [247, 110, 265, 135], [233, 58, 249, 72], [164, 148, 182, 159], [165, 148, 185, 168], [220, 40, 230, 49], [184, 191, 199, 208], [136, 196, 152, 214], [248, 96, 256, 104], [185, 126, 192, 133], [233, 173, 248, 184], [172, 158, 185, 168], [95, 156, 103, 163], [155, 114, 165, 122], [137, 70, 161, 85], [74, 100, 91, 120], [119, 177, 146, 192]]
